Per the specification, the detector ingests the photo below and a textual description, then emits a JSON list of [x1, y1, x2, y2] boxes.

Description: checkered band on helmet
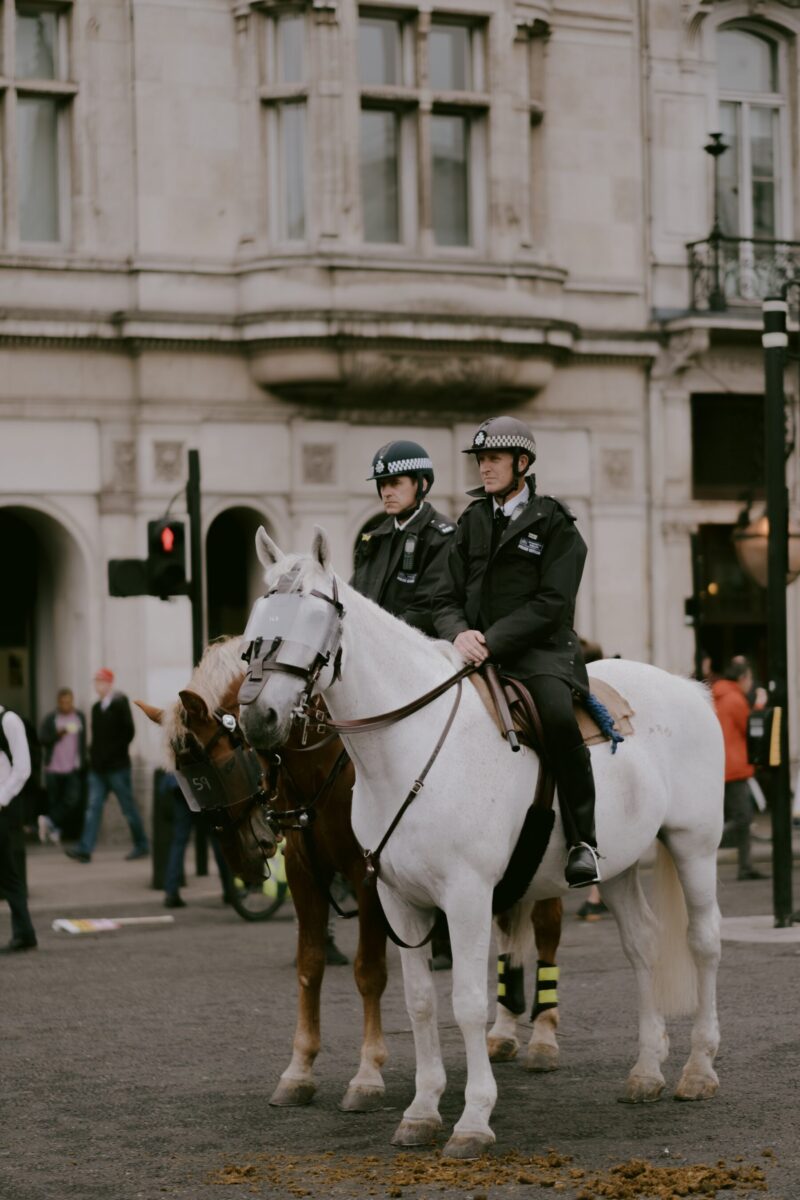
[[462, 416, 536, 461], [368, 440, 435, 494]]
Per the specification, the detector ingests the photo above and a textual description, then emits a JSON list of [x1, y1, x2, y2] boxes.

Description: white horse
[[239, 528, 724, 1159]]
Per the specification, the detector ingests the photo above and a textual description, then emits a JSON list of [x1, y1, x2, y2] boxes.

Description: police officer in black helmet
[[352, 440, 455, 637], [434, 416, 601, 888]]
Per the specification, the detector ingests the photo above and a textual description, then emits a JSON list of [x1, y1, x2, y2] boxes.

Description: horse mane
[[164, 636, 246, 751]]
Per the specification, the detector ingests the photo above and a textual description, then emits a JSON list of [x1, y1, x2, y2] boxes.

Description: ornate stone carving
[[302, 443, 336, 485], [652, 328, 710, 380], [600, 448, 634, 495], [112, 440, 136, 490], [153, 441, 184, 484]]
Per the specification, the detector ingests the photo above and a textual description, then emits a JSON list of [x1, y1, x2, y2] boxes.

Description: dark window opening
[[691, 393, 764, 500]]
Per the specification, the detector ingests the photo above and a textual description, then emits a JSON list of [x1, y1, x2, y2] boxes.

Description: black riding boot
[[556, 744, 601, 888]]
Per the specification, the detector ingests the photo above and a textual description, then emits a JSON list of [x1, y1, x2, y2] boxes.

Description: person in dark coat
[[65, 669, 149, 864], [352, 439, 455, 636], [352, 439, 456, 968], [434, 415, 600, 888]]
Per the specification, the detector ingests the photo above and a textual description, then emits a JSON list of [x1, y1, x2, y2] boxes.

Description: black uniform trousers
[[521, 674, 582, 759], [0, 807, 36, 944]]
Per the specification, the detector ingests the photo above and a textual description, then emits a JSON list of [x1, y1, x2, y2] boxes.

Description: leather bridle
[[173, 708, 282, 863]]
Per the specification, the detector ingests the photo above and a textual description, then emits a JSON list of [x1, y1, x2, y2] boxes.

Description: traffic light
[[147, 519, 187, 598], [108, 559, 150, 598]]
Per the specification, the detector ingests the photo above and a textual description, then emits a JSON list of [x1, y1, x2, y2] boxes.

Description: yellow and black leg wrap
[[497, 953, 526, 1016], [531, 960, 559, 1022]]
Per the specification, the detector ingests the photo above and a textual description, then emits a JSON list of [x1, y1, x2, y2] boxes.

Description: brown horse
[[138, 639, 566, 1112]]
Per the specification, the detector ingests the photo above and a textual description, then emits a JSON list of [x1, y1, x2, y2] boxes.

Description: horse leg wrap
[[497, 953, 526, 1016], [530, 960, 559, 1022]]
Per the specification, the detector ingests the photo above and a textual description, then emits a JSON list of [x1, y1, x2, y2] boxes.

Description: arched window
[[716, 27, 787, 240]]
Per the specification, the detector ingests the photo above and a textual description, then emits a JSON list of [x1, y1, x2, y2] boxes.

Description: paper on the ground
[[51, 916, 176, 934]]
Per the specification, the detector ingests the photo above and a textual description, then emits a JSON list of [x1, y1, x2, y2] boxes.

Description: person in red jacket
[[712, 658, 765, 881]]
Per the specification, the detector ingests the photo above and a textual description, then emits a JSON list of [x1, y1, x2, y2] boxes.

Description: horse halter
[[173, 707, 277, 834], [238, 567, 344, 720]]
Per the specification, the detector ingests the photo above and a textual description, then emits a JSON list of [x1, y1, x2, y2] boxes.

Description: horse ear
[[255, 526, 282, 569], [179, 690, 210, 721], [311, 526, 331, 570], [135, 700, 164, 725]]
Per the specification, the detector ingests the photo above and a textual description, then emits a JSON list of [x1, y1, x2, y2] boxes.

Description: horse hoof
[[618, 1076, 664, 1104], [391, 1118, 441, 1147], [339, 1085, 385, 1113], [269, 1079, 316, 1107], [674, 1073, 719, 1102], [525, 1044, 559, 1073], [442, 1132, 495, 1160], [487, 1037, 519, 1063]]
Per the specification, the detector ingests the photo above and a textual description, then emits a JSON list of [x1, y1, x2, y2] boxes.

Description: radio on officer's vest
[[747, 707, 781, 767]]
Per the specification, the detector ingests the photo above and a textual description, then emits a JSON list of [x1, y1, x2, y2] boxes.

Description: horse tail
[[652, 839, 698, 1018], [499, 901, 536, 969]]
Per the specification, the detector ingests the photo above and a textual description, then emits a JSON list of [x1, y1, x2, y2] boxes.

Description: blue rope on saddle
[[583, 691, 624, 754]]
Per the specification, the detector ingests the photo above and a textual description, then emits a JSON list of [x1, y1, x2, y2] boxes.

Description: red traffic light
[[160, 525, 176, 553]]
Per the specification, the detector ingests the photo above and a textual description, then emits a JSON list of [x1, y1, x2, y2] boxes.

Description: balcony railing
[[687, 233, 800, 312]]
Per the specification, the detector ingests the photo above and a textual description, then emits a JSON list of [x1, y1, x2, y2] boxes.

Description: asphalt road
[[1, 844, 799, 1200]]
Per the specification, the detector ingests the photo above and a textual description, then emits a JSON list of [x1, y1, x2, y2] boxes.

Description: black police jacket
[[433, 479, 589, 692], [351, 501, 455, 636]]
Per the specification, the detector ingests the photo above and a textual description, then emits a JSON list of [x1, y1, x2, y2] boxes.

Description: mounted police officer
[[353, 439, 456, 969], [433, 416, 600, 888], [352, 440, 455, 636]]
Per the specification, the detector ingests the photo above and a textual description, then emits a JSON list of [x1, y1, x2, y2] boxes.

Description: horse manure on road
[[206, 1149, 771, 1198]]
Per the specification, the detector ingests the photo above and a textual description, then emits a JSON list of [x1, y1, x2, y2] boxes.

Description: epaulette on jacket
[[544, 495, 577, 522], [431, 518, 455, 535]]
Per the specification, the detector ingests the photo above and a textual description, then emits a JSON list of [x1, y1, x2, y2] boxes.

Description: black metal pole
[[186, 449, 208, 876], [186, 449, 204, 668], [705, 132, 728, 312], [762, 297, 793, 927]]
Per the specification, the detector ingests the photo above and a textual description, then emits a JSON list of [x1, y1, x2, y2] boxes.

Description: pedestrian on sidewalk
[[66, 669, 149, 864], [0, 704, 38, 952], [39, 688, 87, 845], [712, 657, 766, 881]]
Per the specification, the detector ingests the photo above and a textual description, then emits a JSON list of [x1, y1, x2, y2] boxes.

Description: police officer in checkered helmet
[[433, 415, 601, 889], [351, 439, 456, 638]]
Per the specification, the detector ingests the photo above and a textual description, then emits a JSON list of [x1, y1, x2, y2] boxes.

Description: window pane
[[359, 17, 401, 86], [277, 14, 304, 84], [18, 96, 59, 242], [360, 110, 399, 243], [717, 30, 777, 94], [15, 8, 58, 79], [281, 104, 305, 240], [431, 114, 469, 246], [429, 23, 471, 91], [750, 105, 775, 176], [717, 102, 739, 237]]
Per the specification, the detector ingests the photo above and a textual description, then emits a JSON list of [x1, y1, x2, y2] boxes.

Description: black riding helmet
[[462, 416, 536, 500], [367, 440, 435, 500]]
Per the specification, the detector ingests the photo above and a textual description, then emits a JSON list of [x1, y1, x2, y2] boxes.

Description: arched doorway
[[0, 507, 90, 723], [206, 507, 271, 640]]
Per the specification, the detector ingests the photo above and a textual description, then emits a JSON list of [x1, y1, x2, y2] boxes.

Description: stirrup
[[565, 842, 601, 889]]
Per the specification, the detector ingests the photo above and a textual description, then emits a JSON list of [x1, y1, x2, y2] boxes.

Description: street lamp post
[[762, 297, 794, 928], [705, 132, 729, 312]]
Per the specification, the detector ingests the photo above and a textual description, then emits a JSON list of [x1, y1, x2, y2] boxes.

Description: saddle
[[468, 670, 634, 758], [471, 669, 634, 914]]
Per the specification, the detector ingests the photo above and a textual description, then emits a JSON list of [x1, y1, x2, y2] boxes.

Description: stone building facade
[[1, 0, 798, 779]]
